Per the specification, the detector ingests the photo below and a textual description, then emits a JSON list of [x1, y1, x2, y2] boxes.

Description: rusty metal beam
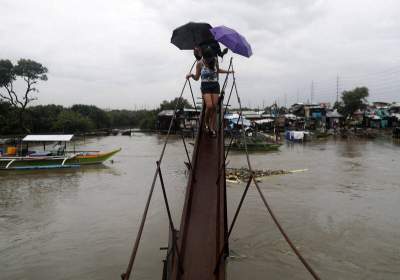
[[168, 104, 227, 280]]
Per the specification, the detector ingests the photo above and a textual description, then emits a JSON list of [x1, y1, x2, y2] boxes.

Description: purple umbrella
[[210, 25, 252, 58]]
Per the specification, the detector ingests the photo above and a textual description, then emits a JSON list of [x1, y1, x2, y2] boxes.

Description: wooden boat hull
[[0, 157, 71, 170], [226, 143, 281, 151], [66, 148, 121, 165], [0, 148, 121, 170]]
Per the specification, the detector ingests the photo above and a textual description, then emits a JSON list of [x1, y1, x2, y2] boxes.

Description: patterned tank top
[[200, 60, 218, 82]]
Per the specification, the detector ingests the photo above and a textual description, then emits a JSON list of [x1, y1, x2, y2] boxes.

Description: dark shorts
[[201, 82, 220, 94]]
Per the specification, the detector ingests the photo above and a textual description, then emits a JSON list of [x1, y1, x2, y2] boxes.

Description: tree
[[160, 97, 193, 111], [0, 101, 19, 134], [278, 106, 288, 115], [0, 59, 48, 132], [108, 109, 138, 128], [71, 104, 111, 129], [336, 87, 369, 120], [53, 110, 94, 133], [138, 111, 157, 130], [0, 60, 14, 86], [27, 104, 64, 133]]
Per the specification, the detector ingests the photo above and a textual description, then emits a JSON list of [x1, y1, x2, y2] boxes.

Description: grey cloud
[[1, 0, 399, 109]]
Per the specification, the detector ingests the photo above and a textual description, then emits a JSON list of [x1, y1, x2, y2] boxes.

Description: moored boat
[[0, 134, 121, 170], [227, 142, 281, 151]]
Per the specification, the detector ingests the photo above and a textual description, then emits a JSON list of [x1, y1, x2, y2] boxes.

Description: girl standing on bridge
[[186, 46, 233, 137]]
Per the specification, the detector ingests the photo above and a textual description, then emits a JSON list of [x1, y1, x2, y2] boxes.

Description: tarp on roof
[[23, 134, 74, 142], [254, 118, 274, 124], [284, 113, 298, 120], [326, 109, 343, 118], [261, 114, 274, 118], [158, 110, 174, 117], [230, 117, 251, 127], [224, 113, 240, 119]]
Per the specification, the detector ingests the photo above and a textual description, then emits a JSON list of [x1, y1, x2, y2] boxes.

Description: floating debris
[[225, 167, 307, 183]]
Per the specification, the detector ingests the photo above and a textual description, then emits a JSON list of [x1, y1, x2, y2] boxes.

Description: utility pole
[[336, 74, 339, 103], [296, 89, 299, 103], [310, 80, 314, 104], [284, 93, 287, 108]]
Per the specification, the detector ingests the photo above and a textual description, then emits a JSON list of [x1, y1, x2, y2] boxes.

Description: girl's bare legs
[[203, 93, 213, 130], [210, 94, 219, 131]]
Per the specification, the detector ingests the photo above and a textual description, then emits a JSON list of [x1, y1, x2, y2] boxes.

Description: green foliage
[[71, 104, 111, 129], [107, 109, 139, 128], [0, 101, 19, 134], [0, 97, 192, 134], [53, 110, 95, 133], [0, 58, 48, 106], [27, 105, 64, 133], [0, 60, 15, 86], [160, 97, 193, 110], [278, 106, 288, 115], [13, 59, 48, 81], [0, 58, 49, 132], [336, 87, 369, 120], [136, 110, 157, 130], [0, 104, 160, 134], [333, 101, 341, 110]]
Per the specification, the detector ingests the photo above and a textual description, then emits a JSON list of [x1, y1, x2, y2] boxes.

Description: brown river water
[[0, 134, 399, 280]]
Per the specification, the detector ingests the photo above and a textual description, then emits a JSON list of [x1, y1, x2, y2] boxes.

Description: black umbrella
[[171, 22, 215, 50]]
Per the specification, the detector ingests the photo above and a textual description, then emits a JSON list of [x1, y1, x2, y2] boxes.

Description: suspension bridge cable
[[232, 63, 321, 280], [157, 163, 184, 274], [214, 175, 253, 273]]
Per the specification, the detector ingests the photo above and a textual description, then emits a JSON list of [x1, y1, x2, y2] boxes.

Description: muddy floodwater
[[1, 134, 399, 280]]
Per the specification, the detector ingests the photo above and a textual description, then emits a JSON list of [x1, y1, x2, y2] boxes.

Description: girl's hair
[[194, 47, 202, 61], [205, 57, 216, 70], [202, 46, 216, 70]]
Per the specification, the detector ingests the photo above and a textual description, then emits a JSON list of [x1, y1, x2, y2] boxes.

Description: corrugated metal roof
[[23, 134, 74, 142]]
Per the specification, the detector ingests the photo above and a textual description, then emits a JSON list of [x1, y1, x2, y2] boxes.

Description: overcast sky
[[1, 0, 399, 109]]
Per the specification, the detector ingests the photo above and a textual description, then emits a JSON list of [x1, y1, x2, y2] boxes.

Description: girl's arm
[[217, 64, 234, 74], [186, 62, 202, 81]]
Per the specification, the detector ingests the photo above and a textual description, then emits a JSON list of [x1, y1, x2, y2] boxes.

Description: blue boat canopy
[[22, 134, 74, 142]]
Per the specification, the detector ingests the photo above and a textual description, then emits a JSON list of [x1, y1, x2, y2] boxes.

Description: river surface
[[0, 134, 399, 280]]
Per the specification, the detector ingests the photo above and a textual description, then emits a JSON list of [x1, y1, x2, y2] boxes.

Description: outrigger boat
[[0, 134, 121, 170], [228, 141, 281, 151]]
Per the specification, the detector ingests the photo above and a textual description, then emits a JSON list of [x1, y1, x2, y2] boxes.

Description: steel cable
[[231, 63, 321, 280]]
